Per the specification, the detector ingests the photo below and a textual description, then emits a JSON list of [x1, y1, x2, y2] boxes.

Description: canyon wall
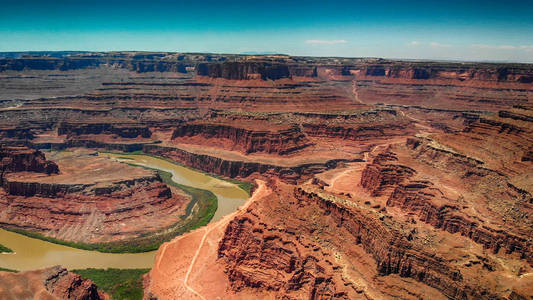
[[57, 122, 152, 139], [172, 122, 312, 155], [143, 144, 345, 184], [0, 56, 189, 73], [211, 179, 512, 299], [387, 179, 532, 265], [218, 214, 357, 299], [197, 61, 292, 80], [302, 122, 411, 141], [360, 150, 416, 196], [0, 175, 187, 243], [355, 63, 533, 83]]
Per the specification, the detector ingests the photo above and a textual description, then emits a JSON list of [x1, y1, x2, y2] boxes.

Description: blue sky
[[1, 0, 533, 62]]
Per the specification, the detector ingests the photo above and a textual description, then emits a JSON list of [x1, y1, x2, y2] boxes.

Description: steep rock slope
[[172, 121, 312, 155], [0, 146, 59, 176]]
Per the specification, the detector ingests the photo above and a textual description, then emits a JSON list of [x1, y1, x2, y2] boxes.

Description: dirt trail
[[328, 168, 360, 191], [399, 110, 434, 133], [363, 144, 386, 161], [352, 79, 364, 104], [184, 227, 209, 300], [152, 179, 271, 300]]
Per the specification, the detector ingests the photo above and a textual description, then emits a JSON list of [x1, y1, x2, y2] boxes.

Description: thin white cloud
[[407, 41, 453, 48], [471, 44, 491, 49], [519, 45, 533, 51], [472, 44, 511, 49], [471, 44, 533, 52], [305, 39, 347, 45], [499, 45, 516, 50], [429, 42, 452, 48]]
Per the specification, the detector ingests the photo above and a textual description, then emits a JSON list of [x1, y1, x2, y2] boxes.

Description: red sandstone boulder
[[0, 266, 105, 300], [0, 146, 59, 175]]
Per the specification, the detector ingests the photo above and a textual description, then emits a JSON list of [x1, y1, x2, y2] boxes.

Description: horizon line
[[1, 50, 532, 65]]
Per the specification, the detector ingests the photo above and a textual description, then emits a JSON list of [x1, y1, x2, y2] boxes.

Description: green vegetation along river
[[0, 153, 249, 271]]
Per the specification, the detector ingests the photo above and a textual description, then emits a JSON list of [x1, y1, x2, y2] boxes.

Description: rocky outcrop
[[197, 61, 292, 80], [43, 266, 104, 300], [0, 152, 189, 244], [498, 110, 533, 122], [0, 266, 105, 300], [113, 59, 189, 73], [2, 173, 157, 197], [0, 57, 101, 71], [211, 181, 362, 299], [303, 122, 411, 141], [359, 63, 533, 82], [172, 122, 312, 154], [0, 145, 59, 176], [288, 64, 317, 77], [360, 151, 416, 196], [461, 112, 533, 166], [0, 56, 189, 73], [58, 122, 152, 138], [2, 180, 90, 197], [218, 216, 354, 298]]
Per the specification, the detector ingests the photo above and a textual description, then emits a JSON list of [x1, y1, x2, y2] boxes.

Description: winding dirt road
[[352, 79, 364, 104], [151, 179, 271, 300]]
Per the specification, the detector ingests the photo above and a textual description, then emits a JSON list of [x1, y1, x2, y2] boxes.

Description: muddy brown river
[[0, 153, 248, 271]]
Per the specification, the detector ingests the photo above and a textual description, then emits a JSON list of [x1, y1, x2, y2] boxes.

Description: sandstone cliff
[[144, 144, 345, 184], [58, 122, 152, 139], [197, 61, 292, 80], [356, 63, 533, 83], [0, 146, 59, 178], [172, 122, 312, 155]]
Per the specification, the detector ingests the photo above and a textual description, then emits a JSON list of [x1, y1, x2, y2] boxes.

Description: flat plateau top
[[5, 150, 154, 185]]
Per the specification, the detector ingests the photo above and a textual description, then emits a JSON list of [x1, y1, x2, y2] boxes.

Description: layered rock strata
[[1, 52, 532, 299], [197, 61, 291, 80], [171, 122, 312, 155], [57, 122, 152, 139], [360, 137, 532, 266], [144, 144, 344, 184], [0, 146, 59, 175]]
